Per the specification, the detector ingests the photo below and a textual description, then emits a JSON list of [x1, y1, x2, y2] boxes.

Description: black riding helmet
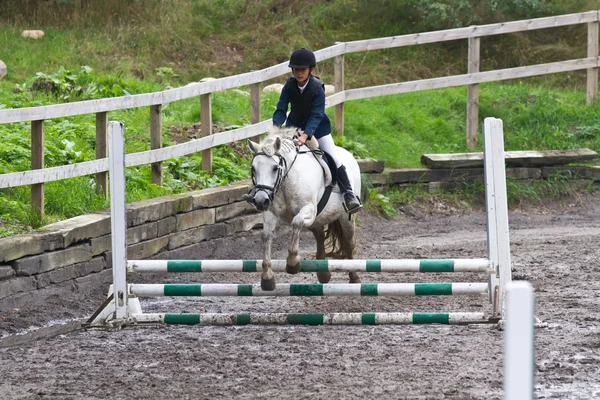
[[288, 48, 316, 68]]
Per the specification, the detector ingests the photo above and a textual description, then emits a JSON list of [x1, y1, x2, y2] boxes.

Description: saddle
[[298, 138, 338, 215], [297, 136, 336, 186]]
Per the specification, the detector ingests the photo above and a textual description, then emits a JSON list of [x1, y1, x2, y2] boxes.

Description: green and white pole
[[129, 282, 489, 297], [133, 312, 490, 325], [127, 259, 492, 274]]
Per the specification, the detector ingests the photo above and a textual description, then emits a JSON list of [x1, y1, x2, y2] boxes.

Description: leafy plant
[[365, 189, 397, 217]]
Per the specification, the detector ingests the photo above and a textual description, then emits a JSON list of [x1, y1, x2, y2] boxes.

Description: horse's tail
[[324, 219, 357, 259]]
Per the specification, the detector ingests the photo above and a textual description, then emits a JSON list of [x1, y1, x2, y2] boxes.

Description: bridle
[[248, 151, 292, 203], [246, 146, 323, 203]]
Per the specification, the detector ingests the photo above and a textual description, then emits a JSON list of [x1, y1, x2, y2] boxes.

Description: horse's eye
[[272, 165, 279, 172]]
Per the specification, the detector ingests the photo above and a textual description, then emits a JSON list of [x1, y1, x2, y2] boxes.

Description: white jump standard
[[91, 117, 513, 328]]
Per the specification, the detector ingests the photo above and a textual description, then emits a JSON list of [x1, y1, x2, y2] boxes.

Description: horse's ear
[[274, 137, 281, 153], [248, 139, 260, 154]]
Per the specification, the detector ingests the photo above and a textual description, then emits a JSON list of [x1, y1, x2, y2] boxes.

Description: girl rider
[[272, 48, 362, 214]]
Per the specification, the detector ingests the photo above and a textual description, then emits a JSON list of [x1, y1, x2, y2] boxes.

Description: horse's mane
[[260, 127, 299, 156]]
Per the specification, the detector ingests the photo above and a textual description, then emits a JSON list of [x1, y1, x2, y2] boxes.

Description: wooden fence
[[0, 11, 599, 217]]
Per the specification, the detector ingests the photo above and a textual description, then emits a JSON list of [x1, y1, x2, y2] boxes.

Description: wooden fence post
[[150, 104, 163, 186], [250, 83, 261, 143], [201, 94, 212, 174], [467, 36, 481, 149], [587, 20, 599, 105], [31, 120, 44, 218], [334, 53, 345, 136], [95, 112, 108, 197]]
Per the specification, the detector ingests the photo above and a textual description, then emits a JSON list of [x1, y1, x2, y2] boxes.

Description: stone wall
[[0, 181, 260, 303]]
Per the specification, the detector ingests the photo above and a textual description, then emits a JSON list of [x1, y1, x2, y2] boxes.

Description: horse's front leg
[[261, 212, 279, 291], [287, 205, 316, 274]]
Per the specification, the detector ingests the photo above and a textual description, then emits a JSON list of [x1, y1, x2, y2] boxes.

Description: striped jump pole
[[127, 259, 493, 274], [133, 312, 490, 326], [129, 282, 489, 297]]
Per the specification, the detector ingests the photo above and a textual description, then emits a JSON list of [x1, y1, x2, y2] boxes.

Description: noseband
[[248, 151, 290, 202], [245, 145, 323, 205]]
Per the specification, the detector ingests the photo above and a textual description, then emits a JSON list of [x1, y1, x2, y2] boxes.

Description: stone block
[[90, 235, 111, 256], [0, 60, 6, 80], [157, 216, 177, 237], [127, 194, 192, 226], [189, 181, 252, 209], [506, 168, 542, 180], [12, 244, 93, 276], [263, 83, 284, 93], [387, 168, 485, 184], [215, 201, 256, 222], [176, 208, 215, 231], [21, 30, 45, 39], [0, 265, 15, 280], [541, 166, 600, 181], [365, 173, 388, 186], [0, 232, 63, 263], [225, 214, 263, 234], [127, 222, 158, 244], [36, 257, 106, 289], [0, 276, 37, 299], [127, 237, 169, 260], [168, 223, 229, 250], [358, 159, 385, 173], [324, 84, 335, 96], [43, 212, 111, 247]]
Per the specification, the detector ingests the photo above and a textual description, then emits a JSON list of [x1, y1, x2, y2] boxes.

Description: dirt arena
[[1, 194, 600, 399]]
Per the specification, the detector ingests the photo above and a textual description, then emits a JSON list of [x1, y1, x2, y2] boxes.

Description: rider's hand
[[294, 133, 309, 147]]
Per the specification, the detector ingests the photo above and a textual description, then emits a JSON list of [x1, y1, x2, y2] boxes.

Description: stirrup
[[343, 193, 363, 214]]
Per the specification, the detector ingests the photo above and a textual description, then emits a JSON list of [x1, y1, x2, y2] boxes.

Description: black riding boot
[[337, 165, 362, 214]]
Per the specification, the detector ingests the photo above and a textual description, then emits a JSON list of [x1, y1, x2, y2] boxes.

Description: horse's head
[[245, 136, 289, 211]]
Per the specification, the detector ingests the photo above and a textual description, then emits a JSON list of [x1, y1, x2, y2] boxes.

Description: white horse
[[245, 127, 361, 290]]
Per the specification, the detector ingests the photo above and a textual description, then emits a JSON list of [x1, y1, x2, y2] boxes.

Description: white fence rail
[[1, 11, 598, 216]]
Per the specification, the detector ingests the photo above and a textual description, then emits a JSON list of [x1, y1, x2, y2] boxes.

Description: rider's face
[[292, 67, 311, 85]]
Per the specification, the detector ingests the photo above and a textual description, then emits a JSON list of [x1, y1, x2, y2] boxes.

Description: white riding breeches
[[316, 134, 342, 168]]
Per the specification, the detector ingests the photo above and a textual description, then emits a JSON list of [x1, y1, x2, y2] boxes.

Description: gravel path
[[1, 196, 600, 399]]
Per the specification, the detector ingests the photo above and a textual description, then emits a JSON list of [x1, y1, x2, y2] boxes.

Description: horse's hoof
[[261, 278, 276, 291], [286, 263, 301, 274], [349, 272, 361, 283], [317, 271, 331, 283]]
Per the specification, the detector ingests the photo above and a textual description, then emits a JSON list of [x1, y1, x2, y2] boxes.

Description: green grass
[[341, 83, 600, 168], [3, 72, 600, 236], [2, 1, 600, 235]]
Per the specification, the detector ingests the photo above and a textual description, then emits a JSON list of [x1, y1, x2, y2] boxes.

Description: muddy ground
[[1, 194, 600, 400]]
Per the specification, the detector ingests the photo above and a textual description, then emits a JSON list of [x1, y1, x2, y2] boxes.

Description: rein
[[247, 146, 324, 203]]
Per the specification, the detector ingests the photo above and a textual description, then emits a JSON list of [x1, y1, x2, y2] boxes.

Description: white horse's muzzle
[[252, 190, 272, 211]]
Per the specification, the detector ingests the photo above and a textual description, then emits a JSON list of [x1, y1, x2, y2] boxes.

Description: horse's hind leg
[[340, 216, 360, 283], [309, 226, 331, 284]]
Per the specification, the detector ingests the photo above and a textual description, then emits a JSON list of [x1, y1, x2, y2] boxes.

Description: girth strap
[[316, 186, 333, 215], [315, 150, 338, 216]]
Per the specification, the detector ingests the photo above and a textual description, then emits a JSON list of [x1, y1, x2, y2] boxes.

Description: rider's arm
[[273, 84, 290, 128], [303, 86, 326, 140]]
